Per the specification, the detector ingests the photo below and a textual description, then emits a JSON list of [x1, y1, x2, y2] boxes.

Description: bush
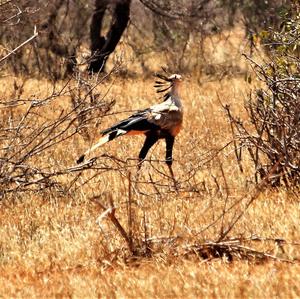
[[225, 9, 300, 187]]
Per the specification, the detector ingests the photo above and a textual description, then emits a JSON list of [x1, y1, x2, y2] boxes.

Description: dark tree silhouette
[[88, 0, 131, 73]]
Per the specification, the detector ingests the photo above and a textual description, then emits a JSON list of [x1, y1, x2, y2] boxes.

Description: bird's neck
[[171, 82, 181, 98], [170, 83, 183, 108]]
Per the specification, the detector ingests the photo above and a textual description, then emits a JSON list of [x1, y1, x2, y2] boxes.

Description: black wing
[[101, 108, 159, 135]]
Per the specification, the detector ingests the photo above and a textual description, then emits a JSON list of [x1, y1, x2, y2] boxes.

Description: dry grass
[[0, 36, 299, 297]]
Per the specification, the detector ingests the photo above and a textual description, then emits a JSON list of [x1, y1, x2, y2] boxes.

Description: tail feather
[[76, 129, 127, 164], [77, 112, 151, 164]]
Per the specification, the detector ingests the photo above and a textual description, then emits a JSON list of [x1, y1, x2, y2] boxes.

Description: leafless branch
[[0, 69, 116, 197], [0, 26, 38, 64]]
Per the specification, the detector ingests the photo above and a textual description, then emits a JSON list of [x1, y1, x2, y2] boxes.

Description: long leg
[[165, 135, 175, 166], [138, 134, 159, 169], [165, 135, 178, 190]]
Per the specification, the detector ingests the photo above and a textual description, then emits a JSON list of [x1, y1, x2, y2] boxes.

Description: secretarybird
[[77, 71, 183, 184]]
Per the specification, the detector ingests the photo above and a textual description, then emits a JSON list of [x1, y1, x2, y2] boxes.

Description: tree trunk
[[88, 0, 131, 73]]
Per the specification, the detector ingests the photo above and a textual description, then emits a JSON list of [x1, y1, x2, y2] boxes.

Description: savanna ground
[[0, 27, 299, 298]]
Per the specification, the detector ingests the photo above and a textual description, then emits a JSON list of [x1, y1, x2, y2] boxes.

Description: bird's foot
[[135, 160, 144, 182]]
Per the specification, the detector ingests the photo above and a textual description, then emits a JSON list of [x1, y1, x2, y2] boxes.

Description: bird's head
[[168, 74, 182, 82], [168, 74, 182, 88], [154, 71, 183, 95]]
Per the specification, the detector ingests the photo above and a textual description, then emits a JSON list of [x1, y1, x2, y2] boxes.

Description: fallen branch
[[184, 240, 295, 263]]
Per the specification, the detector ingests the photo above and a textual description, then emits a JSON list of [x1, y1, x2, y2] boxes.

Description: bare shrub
[[131, 0, 235, 74], [224, 13, 300, 188], [129, 1, 294, 75], [1, 1, 294, 78], [0, 0, 93, 78], [0, 70, 115, 197]]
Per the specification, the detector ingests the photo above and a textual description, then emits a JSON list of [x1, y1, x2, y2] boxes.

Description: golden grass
[[0, 41, 299, 297]]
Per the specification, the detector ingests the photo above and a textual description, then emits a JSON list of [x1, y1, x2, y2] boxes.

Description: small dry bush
[[224, 15, 300, 187]]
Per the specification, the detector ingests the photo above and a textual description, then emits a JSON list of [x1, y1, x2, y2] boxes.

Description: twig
[[0, 0, 12, 7], [91, 195, 134, 255], [0, 26, 38, 64], [127, 172, 133, 252]]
